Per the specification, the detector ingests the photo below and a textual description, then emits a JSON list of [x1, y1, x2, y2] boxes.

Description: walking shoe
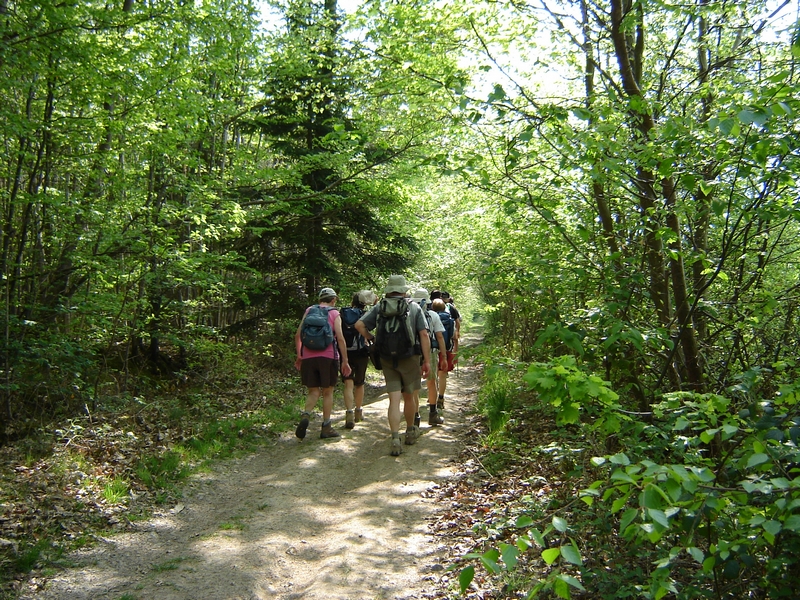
[[354, 408, 363, 422], [320, 422, 341, 439], [414, 413, 421, 428], [295, 414, 310, 440], [437, 395, 445, 410], [390, 436, 402, 456], [345, 410, 355, 429], [405, 425, 419, 445], [428, 410, 443, 426]]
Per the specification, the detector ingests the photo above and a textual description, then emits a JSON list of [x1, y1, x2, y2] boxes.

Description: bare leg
[[387, 390, 403, 432], [354, 384, 365, 410], [321, 386, 334, 421], [403, 392, 417, 427], [343, 379, 355, 411], [304, 387, 322, 413]]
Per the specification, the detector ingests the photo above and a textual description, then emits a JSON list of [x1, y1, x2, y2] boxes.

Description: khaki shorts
[[382, 354, 422, 394]]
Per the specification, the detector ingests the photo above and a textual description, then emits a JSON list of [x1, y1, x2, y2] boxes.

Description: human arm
[[434, 331, 447, 370], [294, 321, 304, 370]]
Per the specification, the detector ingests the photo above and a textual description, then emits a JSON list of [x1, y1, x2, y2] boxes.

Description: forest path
[[22, 335, 482, 600]]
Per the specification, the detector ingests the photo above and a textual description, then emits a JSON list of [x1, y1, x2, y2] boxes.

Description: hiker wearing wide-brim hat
[[294, 286, 352, 441], [355, 275, 432, 457], [383, 274, 410, 295]]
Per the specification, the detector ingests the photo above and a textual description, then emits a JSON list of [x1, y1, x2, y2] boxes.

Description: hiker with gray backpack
[[294, 287, 351, 440], [355, 275, 431, 456]]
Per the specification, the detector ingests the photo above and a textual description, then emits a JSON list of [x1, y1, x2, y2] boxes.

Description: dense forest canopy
[[2, 0, 800, 595]]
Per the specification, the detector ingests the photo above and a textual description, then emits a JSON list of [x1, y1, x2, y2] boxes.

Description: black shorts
[[300, 357, 339, 388], [342, 353, 369, 386]]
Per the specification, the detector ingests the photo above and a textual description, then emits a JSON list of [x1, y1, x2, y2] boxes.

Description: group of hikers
[[293, 274, 462, 456]]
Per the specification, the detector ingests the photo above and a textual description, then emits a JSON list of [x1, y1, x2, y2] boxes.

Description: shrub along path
[[18, 335, 484, 600]]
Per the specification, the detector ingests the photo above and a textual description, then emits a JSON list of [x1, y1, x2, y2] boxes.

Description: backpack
[[300, 305, 334, 351], [417, 300, 437, 350], [375, 297, 416, 366], [340, 306, 365, 353], [437, 309, 455, 351]]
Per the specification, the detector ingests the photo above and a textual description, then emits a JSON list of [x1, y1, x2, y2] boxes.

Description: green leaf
[[557, 573, 586, 591], [552, 516, 569, 532], [620, 508, 638, 532], [762, 520, 782, 536], [501, 543, 519, 569], [560, 542, 583, 566], [610, 453, 631, 465], [747, 453, 770, 468], [688, 547, 704, 563], [459, 566, 475, 593], [541, 547, 561, 565], [648, 508, 670, 528], [516, 515, 534, 528], [784, 515, 800, 532]]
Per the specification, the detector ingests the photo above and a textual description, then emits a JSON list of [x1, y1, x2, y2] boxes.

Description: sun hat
[[411, 288, 429, 303], [358, 290, 377, 305], [319, 287, 338, 300], [384, 274, 409, 295]]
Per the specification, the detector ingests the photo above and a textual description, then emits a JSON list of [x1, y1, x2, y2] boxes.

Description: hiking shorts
[[342, 353, 369, 386], [301, 356, 339, 388], [382, 355, 422, 394]]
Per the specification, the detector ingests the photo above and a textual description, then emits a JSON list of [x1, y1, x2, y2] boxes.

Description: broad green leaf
[[458, 566, 475, 593], [620, 508, 638, 532], [516, 515, 534, 527], [560, 542, 583, 566], [648, 508, 670, 528], [688, 547, 704, 563], [747, 453, 769, 468], [500, 543, 519, 569], [541, 547, 561, 565], [552, 516, 569, 532], [762, 520, 782, 536], [557, 574, 586, 591], [610, 453, 631, 465]]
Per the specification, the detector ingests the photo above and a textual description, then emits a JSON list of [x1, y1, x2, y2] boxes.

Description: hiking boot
[[390, 436, 402, 456], [437, 396, 445, 410], [320, 423, 341, 439], [354, 408, 363, 422], [428, 410, 444, 426], [295, 414, 310, 440], [405, 425, 419, 445], [414, 413, 421, 428], [345, 410, 355, 429]]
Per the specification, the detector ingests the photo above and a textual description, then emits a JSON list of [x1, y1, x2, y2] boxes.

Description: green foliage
[[522, 356, 621, 432], [459, 364, 800, 599]]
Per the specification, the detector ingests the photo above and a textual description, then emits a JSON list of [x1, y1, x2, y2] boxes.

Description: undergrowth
[[0, 337, 305, 598], [455, 348, 800, 600]]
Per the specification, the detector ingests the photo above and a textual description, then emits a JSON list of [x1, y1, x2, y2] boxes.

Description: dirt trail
[[22, 337, 481, 600]]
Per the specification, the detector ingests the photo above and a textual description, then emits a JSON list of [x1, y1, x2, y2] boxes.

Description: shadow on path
[[22, 335, 483, 600]]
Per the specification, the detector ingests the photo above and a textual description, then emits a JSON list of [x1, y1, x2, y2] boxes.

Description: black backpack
[[437, 309, 455, 351], [375, 297, 416, 366], [300, 305, 334, 351], [340, 306, 366, 353]]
